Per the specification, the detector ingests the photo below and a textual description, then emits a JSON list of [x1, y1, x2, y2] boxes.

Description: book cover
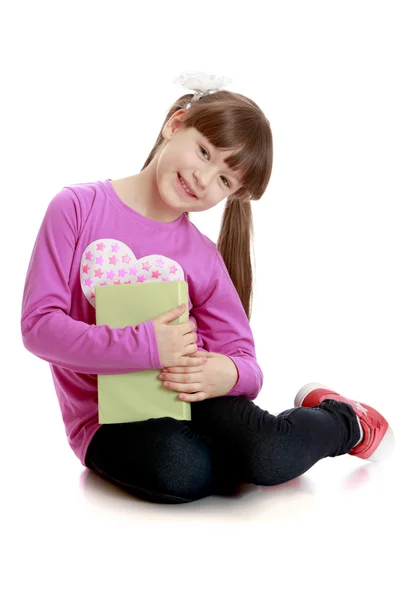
[[95, 280, 191, 424]]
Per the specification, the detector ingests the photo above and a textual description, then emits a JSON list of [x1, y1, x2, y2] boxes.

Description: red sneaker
[[294, 382, 395, 461]]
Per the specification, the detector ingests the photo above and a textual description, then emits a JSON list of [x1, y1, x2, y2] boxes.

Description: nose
[[194, 168, 213, 189]]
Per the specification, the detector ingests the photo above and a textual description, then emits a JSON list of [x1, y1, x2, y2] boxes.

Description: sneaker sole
[[367, 426, 396, 461], [294, 382, 329, 408]]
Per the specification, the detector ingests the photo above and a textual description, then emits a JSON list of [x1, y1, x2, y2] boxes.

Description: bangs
[[182, 93, 273, 200]]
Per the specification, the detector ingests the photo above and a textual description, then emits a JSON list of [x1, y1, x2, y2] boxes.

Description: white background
[[2, 1, 399, 599]]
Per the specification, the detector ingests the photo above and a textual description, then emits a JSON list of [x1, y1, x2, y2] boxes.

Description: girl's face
[[156, 110, 243, 214]]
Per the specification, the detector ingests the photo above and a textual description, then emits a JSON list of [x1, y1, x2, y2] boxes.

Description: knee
[[243, 422, 299, 486], [151, 426, 215, 501]]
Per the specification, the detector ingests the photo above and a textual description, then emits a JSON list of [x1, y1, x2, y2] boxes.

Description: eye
[[199, 145, 231, 188]]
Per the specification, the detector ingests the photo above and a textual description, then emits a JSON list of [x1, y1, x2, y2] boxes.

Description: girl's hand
[[158, 351, 239, 402]]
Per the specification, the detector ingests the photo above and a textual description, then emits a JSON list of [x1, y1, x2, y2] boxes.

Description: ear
[[162, 109, 188, 140]]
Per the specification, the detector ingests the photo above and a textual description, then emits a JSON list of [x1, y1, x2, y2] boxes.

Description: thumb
[[158, 303, 186, 324]]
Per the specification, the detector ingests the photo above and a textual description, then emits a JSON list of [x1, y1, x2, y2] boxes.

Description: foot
[[294, 382, 395, 461]]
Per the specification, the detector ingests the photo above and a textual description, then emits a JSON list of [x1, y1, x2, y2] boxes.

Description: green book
[[95, 280, 191, 424]]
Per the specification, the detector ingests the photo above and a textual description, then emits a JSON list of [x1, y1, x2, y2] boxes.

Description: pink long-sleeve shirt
[[21, 179, 263, 465]]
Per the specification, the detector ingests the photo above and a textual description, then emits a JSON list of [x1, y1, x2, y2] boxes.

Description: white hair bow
[[173, 71, 232, 107]]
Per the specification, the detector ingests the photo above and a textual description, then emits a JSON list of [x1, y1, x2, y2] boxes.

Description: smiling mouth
[[178, 173, 197, 198]]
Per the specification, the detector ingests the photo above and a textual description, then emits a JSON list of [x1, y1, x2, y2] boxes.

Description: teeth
[[180, 176, 191, 193], [179, 175, 195, 196]]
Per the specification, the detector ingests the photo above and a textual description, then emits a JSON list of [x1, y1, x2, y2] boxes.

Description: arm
[[190, 249, 263, 401], [21, 190, 161, 374]]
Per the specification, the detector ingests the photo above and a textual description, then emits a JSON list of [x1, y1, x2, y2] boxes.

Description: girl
[[21, 72, 395, 504]]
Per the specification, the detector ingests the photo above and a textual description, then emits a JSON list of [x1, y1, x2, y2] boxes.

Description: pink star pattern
[[141, 261, 152, 271], [80, 240, 185, 308]]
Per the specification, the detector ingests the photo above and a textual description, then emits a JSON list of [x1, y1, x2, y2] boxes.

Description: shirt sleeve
[[21, 189, 162, 374], [190, 248, 263, 401]]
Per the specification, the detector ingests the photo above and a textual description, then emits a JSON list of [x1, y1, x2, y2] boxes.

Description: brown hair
[[141, 90, 273, 320]]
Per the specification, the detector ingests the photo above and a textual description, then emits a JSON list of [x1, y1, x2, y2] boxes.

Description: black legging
[[84, 394, 361, 504]]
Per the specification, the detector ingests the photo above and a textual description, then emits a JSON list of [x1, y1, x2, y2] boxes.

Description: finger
[[163, 365, 205, 374], [159, 372, 198, 383], [161, 379, 203, 393], [186, 355, 208, 364], [189, 351, 214, 358], [166, 358, 206, 371], [177, 391, 208, 403]]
